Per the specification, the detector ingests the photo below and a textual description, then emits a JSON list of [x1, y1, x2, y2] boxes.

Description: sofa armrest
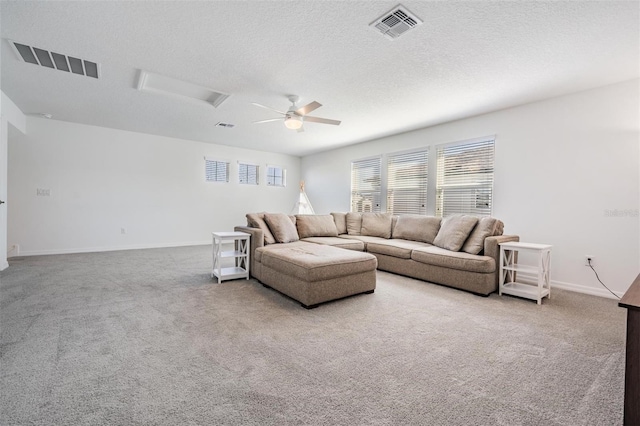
[[485, 235, 520, 285], [234, 226, 264, 277]]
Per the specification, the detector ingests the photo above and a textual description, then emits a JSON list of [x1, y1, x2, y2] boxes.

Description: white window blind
[[205, 158, 229, 183], [351, 157, 382, 213], [239, 163, 259, 185], [436, 138, 495, 217], [266, 165, 286, 187], [386, 149, 428, 215]]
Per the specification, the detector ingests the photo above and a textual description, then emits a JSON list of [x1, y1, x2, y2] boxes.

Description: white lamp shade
[[284, 114, 303, 129]]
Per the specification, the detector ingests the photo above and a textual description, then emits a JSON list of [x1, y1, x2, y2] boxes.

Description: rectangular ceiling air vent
[[8, 40, 100, 78], [136, 70, 230, 108], [370, 4, 423, 40], [215, 122, 235, 128]]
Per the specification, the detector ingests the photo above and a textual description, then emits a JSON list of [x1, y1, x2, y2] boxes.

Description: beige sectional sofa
[[235, 212, 518, 308]]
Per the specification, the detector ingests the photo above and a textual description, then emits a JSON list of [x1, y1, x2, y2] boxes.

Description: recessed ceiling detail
[[370, 4, 423, 40], [8, 39, 100, 78], [136, 70, 230, 108]]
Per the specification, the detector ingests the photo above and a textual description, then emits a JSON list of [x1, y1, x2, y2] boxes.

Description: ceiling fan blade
[[251, 102, 286, 115], [295, 101, 322, 116], [253, 118, 283, 124], [303, 116, 341, 126], [297, 125, 305, 133]]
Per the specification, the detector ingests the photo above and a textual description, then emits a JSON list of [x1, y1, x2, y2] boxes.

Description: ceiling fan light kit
[[252, 95, 341, 132], [284, 114, 303, 130]]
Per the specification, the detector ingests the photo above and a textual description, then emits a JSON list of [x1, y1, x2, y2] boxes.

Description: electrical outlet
[[585, 256, 595, 266]]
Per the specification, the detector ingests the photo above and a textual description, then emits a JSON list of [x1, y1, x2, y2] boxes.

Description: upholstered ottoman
[[256, 241, 377, 309]]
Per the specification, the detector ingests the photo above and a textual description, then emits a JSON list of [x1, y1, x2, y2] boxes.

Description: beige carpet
[[0, 245, 626, 425]]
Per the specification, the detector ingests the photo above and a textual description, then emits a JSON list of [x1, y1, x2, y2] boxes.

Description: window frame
[[204, 157, 229, 183], [238, 161, 259, 185], [435, 136, 495, 218], [386, 147, 429, 215], [266, 165, 286, 187], [350, 155, 382, 213]]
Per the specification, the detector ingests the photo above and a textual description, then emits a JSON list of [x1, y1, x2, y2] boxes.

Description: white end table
[[212, 231, 250, 283], [499, 242, 552, 305]]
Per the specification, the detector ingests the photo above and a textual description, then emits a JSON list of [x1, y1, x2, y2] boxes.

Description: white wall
[[8, 117, 301, 255], [1, 92, 27, 270], [302, 79, 640, 296]]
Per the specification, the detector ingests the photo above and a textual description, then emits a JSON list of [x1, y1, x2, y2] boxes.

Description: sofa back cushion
[[361, 213, 393, 239], [330, 212, 348, 234], [461, 217, 504, 255], [433, 215, 479, 252], [392, 215, 441, 244], [346, 212, 363, 235], [264, 213, 300, 243], [246, 212, 277, 245], [296, 215, 339, 239]]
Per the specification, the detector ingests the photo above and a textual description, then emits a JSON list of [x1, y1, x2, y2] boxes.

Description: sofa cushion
[[264, 213, 300, 243], [331, 212, 348, 234], [255, 241, 309, 263], [301, 237, 365, 251], [392, 215, 441, 244], [433, 215, 479, 251], [461, 217, 503, 255], [361, 213, 393, 238], [338, 234, 388, 249], [411, 246, 495, 274], [259, 242, 377, 282], [366, 239, 432, 259], [346, 212, 363, 235], [296, 215, 339, 239], [246, 212, 276, 245]]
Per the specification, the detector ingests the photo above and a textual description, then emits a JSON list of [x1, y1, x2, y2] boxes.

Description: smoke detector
[[370, 4, 423, 40]]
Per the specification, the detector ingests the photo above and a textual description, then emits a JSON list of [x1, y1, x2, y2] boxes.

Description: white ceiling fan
[[252, 95, 341, 132]]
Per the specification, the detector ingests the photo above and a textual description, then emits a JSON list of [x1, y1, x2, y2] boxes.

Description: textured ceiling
[[1, 1, 638, 157]]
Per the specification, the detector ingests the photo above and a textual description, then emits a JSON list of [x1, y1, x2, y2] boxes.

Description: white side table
[[499, 242, 552, 305], [212, 231, 250, 283]]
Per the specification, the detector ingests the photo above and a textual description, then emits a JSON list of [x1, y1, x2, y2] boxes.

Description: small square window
[[267, 165, 286, 187], [239, 163, 259, 185], [205, 158, 229, 183]]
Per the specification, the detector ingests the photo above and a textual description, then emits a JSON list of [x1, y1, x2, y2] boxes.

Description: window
[[239, 162, 259, 185], [435, 138, 495, 217], [351, 156, 382, 213], [386, 149, 428, 215], [266, 165, 286, 187], [205, 158, 229, 183]]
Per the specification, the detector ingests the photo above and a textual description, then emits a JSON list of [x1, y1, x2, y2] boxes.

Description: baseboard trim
[[550, 279, 623, 300], [8, 240, 211, 258], [516, 276, 623, 300]]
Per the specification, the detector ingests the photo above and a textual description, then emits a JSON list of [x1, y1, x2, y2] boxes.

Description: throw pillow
[[296, 215, 339, 239], [264, 213, 300, 243], [433, 215, 479, 252], [346, 212, 363, 235], [462, 217, 502, 255], [330, 212, 348, 235], [392, 215, 441, 244], [246, 212, 276, 245], [361, 213, 393, 239]]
